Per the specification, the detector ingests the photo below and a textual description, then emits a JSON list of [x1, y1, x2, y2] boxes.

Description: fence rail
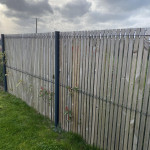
[[2, 28, 150, 150], [6, 65, 150, 117]]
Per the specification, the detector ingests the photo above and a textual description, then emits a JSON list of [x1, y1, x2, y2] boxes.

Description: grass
[[0, 90, 99, 150]]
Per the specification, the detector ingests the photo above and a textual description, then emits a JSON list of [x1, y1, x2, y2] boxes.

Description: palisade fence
[[1, 28, 150, 150]]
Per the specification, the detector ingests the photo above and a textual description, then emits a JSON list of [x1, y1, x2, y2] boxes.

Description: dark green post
[[55, 31, 60, 127], [1, 34, 7, 92]]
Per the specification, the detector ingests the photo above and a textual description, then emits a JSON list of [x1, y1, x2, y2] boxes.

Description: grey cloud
[[57, 0, 91, 19], [4, 10, 30, 20], [13, 18, 35, 26], [86, 0, 150, 24], [98, 0, 150, 12], [87, 11, 129, 23], [9, 16, 49, 31], [0, 0, 53, 18]]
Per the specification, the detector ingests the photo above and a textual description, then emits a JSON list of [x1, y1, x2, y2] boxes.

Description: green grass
[[0, 91, 99, 150]]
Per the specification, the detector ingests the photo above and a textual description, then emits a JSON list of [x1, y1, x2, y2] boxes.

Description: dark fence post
[[55, 31, 60, 127], [1, 34, 7, 92]]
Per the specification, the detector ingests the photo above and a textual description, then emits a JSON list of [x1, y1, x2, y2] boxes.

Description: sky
[[0, 0, 150, 34]]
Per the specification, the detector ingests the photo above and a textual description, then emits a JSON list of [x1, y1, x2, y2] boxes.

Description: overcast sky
[[0, 0, 150, 34]]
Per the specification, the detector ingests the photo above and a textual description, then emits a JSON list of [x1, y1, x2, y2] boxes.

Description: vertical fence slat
[[59, 33, 63, 126], [83, 31, 90, 140], [97, 30, 105, 148], [78, 31, 83, 135], [93, 32, 102, 146], [81, 31, 87, 138], [103, 30, 112, 149], [105, 30, 115, 150], [91, 31, 100, 145], [88, 31, 96, 144]]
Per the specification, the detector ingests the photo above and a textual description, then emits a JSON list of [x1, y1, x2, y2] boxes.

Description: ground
[[0, 90, 99, 150]]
